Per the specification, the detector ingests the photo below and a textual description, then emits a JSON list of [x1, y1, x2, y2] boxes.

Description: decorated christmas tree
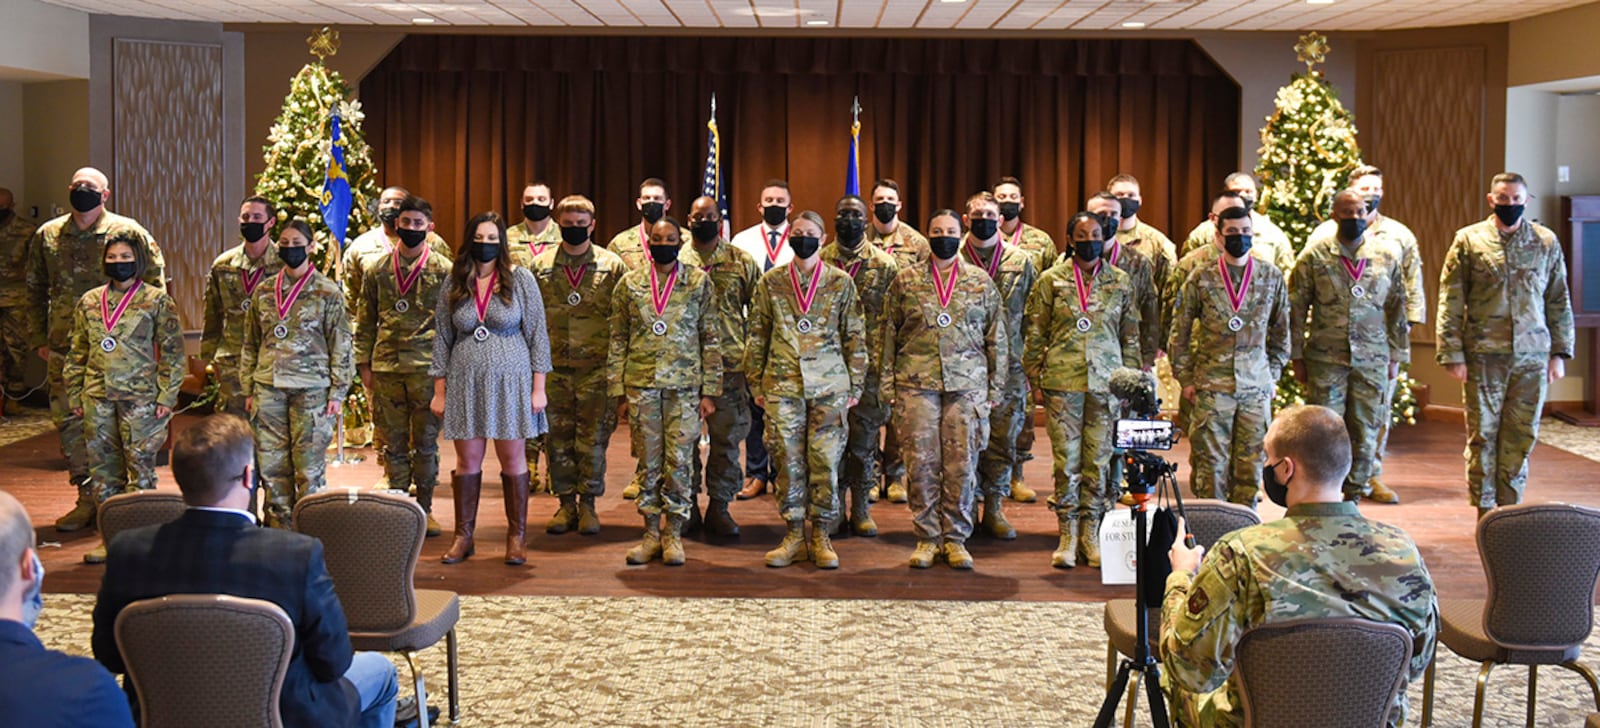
[[1254, 33, 1419, 426]]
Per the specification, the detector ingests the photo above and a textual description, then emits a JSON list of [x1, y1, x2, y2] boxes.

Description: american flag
[[702, 94, 731, 239]]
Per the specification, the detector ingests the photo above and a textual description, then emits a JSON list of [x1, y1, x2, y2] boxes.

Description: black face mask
[[240, 221, 268, 243], [1262, 459, 1290, 507], [688, 220, 719, 244], [1237, 194, 1256, 212], [377, 207, 400, 225], [1074, 240, 1103, 262], [763, 205, 789, 227], [469, 242, 500, 263], [560, 225, 590, 246], [640, 201, 665, 224], [929, 236, 960, 260], [1363, 195, 1382, 215], [523, 203, 551, 222], [70, 187, 102, 214], [873, 202, 897, 225], [397, 229, 428, 249], [648, 244, 680, 265], [104, 261, 137, 283], [0, 208, 14, 224], [970, 218, 999, 241], [278, 246, 309, 269], [835, 217, 865, 248], [1337, 217, 1367, 242], [998, 202, 1022, 221], [1118, 198, 1140, 219], [1099, 214, 1119, 241], [790, 235, 820, 260], [1223, 233, 1252, 258], [1494, 204, 1525, 227]]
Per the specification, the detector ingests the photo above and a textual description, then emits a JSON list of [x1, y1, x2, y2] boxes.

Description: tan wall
[[21, 79, 89, 222], [1509, 2, 1600, 87], [0, 82, 22, 209]]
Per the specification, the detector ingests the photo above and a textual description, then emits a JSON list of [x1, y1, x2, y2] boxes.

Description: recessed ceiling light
[[1122, 21, 1147, 28], [806, 19, 829, 26], [411, 17, 434, 24]]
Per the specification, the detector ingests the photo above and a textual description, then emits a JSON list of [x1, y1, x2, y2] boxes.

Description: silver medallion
[[1227, 316, 1243, 332], [936, 312, 952, 328], [1076, 317, 1092, 333], [651, 320, 668, 336], [240, 299, 251, 312], [1350, 284, 1366, 299], [472, 325, 490, 342], [567, 291, 582, 306], [797, 318, 813, 334], [100, 337, 117, 353], [395, 299, 409, 313], [273, 324, 289, 340]]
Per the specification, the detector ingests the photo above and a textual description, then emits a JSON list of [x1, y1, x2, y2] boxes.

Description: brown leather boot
[[502, 472, 530, 566], [441, 471, 480, 564]]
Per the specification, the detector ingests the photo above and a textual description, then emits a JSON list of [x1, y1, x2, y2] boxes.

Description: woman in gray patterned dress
[[429, 211, 551, 566]]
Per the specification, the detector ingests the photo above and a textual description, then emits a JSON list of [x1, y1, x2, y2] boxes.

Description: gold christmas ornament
[[1294, 32, 1329, 72], [307, 27, 340, 62]]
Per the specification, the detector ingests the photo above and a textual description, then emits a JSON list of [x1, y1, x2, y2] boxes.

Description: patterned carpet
[[1538, 418, 1600, 465], [35, 593, 1600, 727]]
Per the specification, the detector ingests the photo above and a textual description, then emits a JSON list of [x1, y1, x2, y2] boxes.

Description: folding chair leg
[[1422, 653, 1436, 727], [1124, 670, 1140, 728], [405, 651, 428, 728], [447, 627, 461, 721], [1105, 642, 1115, 691], [1525, 665, 1536, 728], [1560, 660, 1600, 712], [1472, 661, 1495, 728]]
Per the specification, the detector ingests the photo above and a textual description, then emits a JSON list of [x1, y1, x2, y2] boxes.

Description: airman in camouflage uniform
[[608, 179, 672, 499], [994, 177, 1056, 503], [1289, 190, 1410, 503], [1107, 175, 1178, 297], [203, 197, 283, 417], [531, 196, 626, 537], [1025, 213, 1142, 568], [64, 234, 183, 563], [865, 182, 931, 504], [680, 196, 760, 537], [962, 193, 1039, 541], [25, 167, 166, 531], [355, 196, 453, 535], [1162, 405, 1438, 728], [880, 211, 1006, 570], [242, 223, 354, 529], [1437, 173, 1574, 513], [821, 196, 899, 535], [0, 188, 36, 395], [1170, 207, 1289, 506], [1180, 173, 1295, 272], [609, 218, 720, 566], [507, 181, 562, 269]]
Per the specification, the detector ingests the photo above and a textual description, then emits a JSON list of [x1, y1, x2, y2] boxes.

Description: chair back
[[1236, 617, 1413, 728], [293, 489, 423, 632], [1182, 499, 1261, 549], [98, 490, 187, 545], [115, 594, 293, 728], [1479, 503, 1600, 650]]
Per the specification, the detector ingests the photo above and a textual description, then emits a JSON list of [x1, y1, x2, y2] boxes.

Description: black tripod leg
[[1144, 662, 1171, 728], [1094, 660, 1136, 728]]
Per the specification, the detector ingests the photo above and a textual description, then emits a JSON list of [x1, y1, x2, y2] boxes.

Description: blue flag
[[845, 97, 861, 196], [320, 113, 353, 252], [701, 97, 731, 238]]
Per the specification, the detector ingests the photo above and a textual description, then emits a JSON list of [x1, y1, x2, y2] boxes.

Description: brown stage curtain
[[359, 35, 1238, 253]]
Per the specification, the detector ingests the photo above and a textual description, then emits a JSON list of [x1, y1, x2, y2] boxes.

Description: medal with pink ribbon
[[930, 260, 958, 328], [1072, 260, 1101, 334], [391, 246, 429, 313], [1341, 255, 1368, 299], [789, 261, 822, 334], [1218, 256, 1254, 333], [648, 262, 678, 336], [99, 281, 142, 353], [471, 270, 496, 342], [272, 270, 312, 340]]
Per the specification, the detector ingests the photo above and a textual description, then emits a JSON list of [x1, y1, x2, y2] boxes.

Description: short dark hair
[[871, 179, 900, 195], [281, 218, 315, 247], [836, 195, 866, 211], [1217, 206, 1251, 224], [1106, 174, 1140, 190], [761, 178, 790, 192], [104, 230, 152, 280], [929, 208, 963, 233], [240, 195, 277, 221], [1212, 190, 1244, 207], [1490, 172, 1527, 189], [640, 178, 668, 196], [1268, 404, 1352, 484], [171, 414, 255, 506], [993, 176, 1023, 192], [524, 180, 551, 194], [1088, 191, 1119, 206], [1067, 211, 1103, 239], [398, 195, 432, 219]]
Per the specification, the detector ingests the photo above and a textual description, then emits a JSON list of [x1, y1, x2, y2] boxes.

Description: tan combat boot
[[415, 484, 442, 537], [545, 493, 579, 534], [1051, 516, 1078, 569], [908, 540, 938, 569], [943, 540, 974, 570], [54, 484, 97, 532], [885, 475, 908, 503], [82, 541, 107, 564], [625, 515, 662, 565], [809, 521, 839, 569], [577, 495, 601, 535], [661, 514, 687, 566], [765, 520, 807, 567], [850, 488, 877, 537], [1010, 475, 1038, 503], [621, 470, 644, 500], [1365, 478, 1400, 504], [981, 492, 1017, 540], [1079, 513, 1102, 568]]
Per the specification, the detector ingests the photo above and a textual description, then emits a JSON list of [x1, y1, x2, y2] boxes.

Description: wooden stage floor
[[16, 414, 1600, 603]]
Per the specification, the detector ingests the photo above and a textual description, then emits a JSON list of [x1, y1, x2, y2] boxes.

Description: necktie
[[765, 230, 778, 271]]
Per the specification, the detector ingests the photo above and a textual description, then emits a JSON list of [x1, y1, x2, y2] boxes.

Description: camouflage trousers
[[1014, 376, 1036, 463], [1304, 361, 1386, 498], [371, 372, 441, 500], [765, 392, 848, 524], [840, 379, 888, 497], [976, 370, 1028, 498], [0, 306, 32, 387], [1371, 369, 1398, 481], [524, 432, 547, 478], [1043, 390, 1116, 521], [881, 412, 904, 484], [84, 399, 169, 503], [894, 388, 987, 544], [1463, 352, 1548, 508], [1188, 390, 1269, 506], [253, 386, 333, 528], [628, 386, 699, 519], [213, 359, 249, 417], [693, 372, 750, 503], [547, 365, 617, 497], [46, 352, 89, 484]]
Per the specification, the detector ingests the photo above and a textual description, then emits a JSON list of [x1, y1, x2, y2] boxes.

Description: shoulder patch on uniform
[[1187, 587, 1209, 615]]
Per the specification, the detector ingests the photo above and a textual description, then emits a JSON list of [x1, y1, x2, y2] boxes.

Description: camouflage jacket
[[1437, 218, 1574, 363], [1289, 233, 1410, 370], [960, 239, 1038, 379], [240, 269, 354, 400], [1312, 214, 1425, 325], [1161, 501, 1439, 728], [879, 260, 1007, 403], [200, 242, 281, 365], [0, 215, 37, 307], [607, 262, 722, 396], [820, 240, 900, 388], [1115, 220, 1176, 294], [354, 246, 453, 373], [1163, 244, 1284, 350], [64, 282, 184, 408], [1022, 261, 1141, 393], [681, 239, 761, 375], [342, 227, 453, 310], [507, 220, 563, 269], [1001, 220, 1057, 273], [1046, 246, 1159, 369], [26, 211, 167, 351], [530, 243, 627, 369], [1183, 213, 1295, 272], [744, 261, 868, 402], [605, 222, 652, 272], [1170, 256, 1290, 395], [865, 221, 930, 271]]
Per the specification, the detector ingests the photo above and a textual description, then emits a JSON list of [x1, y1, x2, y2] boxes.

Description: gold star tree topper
[[1295, 32, 1329, 72], [308, 27, 340, 62]]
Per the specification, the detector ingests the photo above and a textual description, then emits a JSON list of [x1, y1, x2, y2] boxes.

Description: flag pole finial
[[711, 93, 717, 118], [852, 95, 861, 123]]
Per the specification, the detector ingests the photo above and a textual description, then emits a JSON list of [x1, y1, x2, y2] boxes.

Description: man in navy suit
[[0, 489, 133, 727], [92, 413, 398, 727]]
